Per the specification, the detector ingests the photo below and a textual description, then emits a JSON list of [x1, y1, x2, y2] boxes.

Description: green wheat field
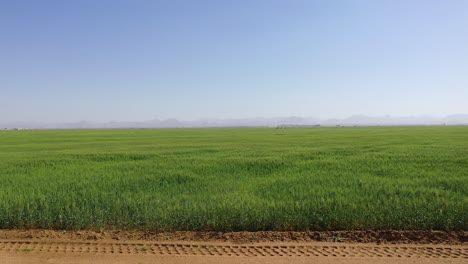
[[0, 126, 467, 231]]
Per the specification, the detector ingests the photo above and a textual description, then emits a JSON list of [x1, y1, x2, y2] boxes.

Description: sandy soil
[[1, 229, 466, 244], [1, 230, 466, 264]]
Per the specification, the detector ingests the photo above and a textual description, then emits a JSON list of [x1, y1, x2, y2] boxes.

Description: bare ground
[[1, 229, 466, 244], [1, 230, 466, 264]]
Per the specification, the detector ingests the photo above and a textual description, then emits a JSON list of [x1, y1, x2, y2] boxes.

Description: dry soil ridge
[[1, 229, 466, 244]]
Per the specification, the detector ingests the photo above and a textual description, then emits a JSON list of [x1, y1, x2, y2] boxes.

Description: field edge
[[1, 229, 466, 245]]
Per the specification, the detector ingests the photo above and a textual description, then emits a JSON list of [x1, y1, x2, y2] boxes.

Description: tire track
[[0, 240, 466, 258]]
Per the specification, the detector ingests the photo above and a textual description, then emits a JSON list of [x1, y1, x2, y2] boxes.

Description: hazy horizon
[[3, 114, 468, 129], [2, 1, 468, 123]]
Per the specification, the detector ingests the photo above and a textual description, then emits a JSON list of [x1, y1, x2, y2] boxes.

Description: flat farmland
[[0, 127, 466, 231]]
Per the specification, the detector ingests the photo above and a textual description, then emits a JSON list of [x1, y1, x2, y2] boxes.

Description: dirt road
[[1, 230, 466, 263], [1, 239, 466, 264]]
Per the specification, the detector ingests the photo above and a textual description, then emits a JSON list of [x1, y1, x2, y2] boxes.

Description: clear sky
[[1, 0, 467, 123]]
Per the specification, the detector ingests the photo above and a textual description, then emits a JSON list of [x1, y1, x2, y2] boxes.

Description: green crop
[[0, 126, 466, 231]]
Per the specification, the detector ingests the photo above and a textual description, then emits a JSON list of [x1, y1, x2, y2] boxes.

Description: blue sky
[[1, 0, 467, 122]]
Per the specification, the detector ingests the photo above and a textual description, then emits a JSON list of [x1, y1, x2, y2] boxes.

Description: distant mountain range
[[2, 114, 468, 129]]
